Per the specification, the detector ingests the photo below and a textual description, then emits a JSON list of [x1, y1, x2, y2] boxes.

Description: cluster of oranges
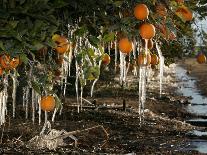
[[118, 4, 156, 55], [137, 52, 159, 66], [118, 4, 157, 67], [0, 54, 20, 76]]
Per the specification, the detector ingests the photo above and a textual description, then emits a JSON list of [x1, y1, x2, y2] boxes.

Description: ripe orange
[[197, 53, 206, 64], [150, 54, 159, 65], [118, 38, 133, 54], [142, 39, 154, 50], [10, 57, 20, 69], [134, 4, 149, 20], [0, 54, 20, 70], [139, 23, 156, 39], [137, 52, 151, 66], [52, 34, 70, 54], [102, 53, 110, 65], [156, 4, 167, 17], [40, 95, 56, 112], [176, 6, 193, 22]]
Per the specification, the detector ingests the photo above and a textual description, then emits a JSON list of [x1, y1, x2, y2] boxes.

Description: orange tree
[[0, 0, 204, 111]]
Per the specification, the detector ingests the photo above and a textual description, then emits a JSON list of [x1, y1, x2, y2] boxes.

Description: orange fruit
[[142, 39, 154, 50], [176, 6, 193, 22], [0, 54, 19, 70], [52, 34, 70, 54], [134, 4, 149, 20], [150, 54, 159, 65], [118, 38, 133, 54], [10, 57, 20, 69], [156, 4, 167, 17], [0, 54, 10, 69], [40, 95, 56, 112], [197, 54, 206, 64], [102, 53, 110, 65], [137, 52, 151, 66], [139, 23, 156, 39]]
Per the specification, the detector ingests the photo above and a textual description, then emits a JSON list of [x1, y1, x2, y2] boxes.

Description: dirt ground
[[0, 59, 206, 154]]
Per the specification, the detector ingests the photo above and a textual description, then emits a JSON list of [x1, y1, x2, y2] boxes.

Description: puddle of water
[[175, 65, 207, 154], [187, 139, 207, 154], [175, 66, 207, 115]]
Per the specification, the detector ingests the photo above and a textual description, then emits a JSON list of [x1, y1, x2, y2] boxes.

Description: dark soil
[[0, 63, 205, 154]]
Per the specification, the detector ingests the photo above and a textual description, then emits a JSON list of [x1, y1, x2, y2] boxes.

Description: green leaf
[[103, 32, 115, 42], [86, 48, 95, 66], [0, 41, 6, 51], [31, 81, 41, 94], [84, 66, 100, 80], [53, 93, 62, 110], [19, 53, 29, 65], [88, 35, 99, 47], [33, 42, 44, 50], [114, 1, 123, 7], [74, 26, 87, 37], [8, 21, 19, 29]]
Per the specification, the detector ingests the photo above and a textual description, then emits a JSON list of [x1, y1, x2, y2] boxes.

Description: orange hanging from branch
[[102, 53, 111, 65], [139, 23, 156, 39], [134, 4, 149, 20], [40, 95, 56, 112], [137, 52, 151, 66], [52, 34, 70, 54], [118, 38, 133, 54], [176, 6, 193, 22], [150, 54, 159, 65], [0, 54, 20, 70]]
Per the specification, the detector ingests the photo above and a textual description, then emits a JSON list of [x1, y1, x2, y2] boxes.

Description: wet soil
[[0, 62, 205, 154], [180, 58, 207, 97]]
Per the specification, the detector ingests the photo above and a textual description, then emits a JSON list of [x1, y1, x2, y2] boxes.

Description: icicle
[[91, 79, 98, 97], [31, 88, 35, 123], [25, 86, 30, 119], [108, 43, 111, 55], [115, 40, 118, 72], [45, 111, 48, 124], [75, 61, 79, 113], [38, 95, 41, 125], [68, 44, 73, 77], [119, 52, 126, 85], [11, 72, 17, 118], [0, 76, 9, 125], [156, 43, 164, 98], [80, 86, 83, 111], [138, 39, 148, 124], [132, 38, 137, 59], [52, 108, 57, 122]]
